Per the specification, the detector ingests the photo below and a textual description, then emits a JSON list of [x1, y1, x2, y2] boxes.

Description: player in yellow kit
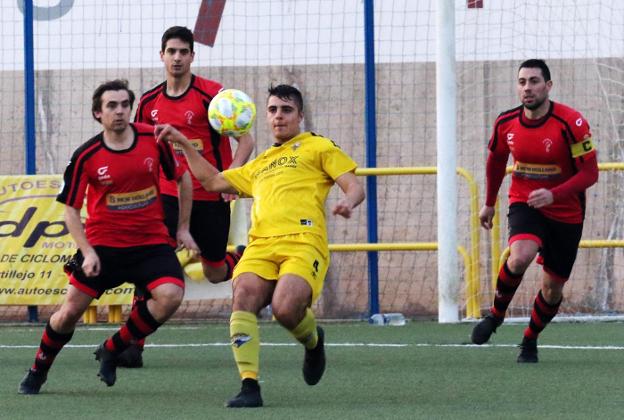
[[155, 84, 365, 408]]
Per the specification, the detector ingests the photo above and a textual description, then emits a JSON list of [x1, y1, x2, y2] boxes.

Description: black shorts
[[67, 244, 184, 298], [507, 202, 583, 280], [162, 194, 231, 263]]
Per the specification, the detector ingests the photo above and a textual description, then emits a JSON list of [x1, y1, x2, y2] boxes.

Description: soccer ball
[[208, 89, 256, 137]]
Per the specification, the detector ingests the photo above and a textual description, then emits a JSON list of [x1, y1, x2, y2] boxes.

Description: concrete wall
[[2, 58, 623, 318]]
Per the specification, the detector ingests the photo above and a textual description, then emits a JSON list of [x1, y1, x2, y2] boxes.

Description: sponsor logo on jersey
[[576, 117, 583, 127], [252, 155, 299, 179], [300, 219, 313, 226], [150, 109, 159, 122], [106, 186, 157, 211], [171, 138, 203, 155], [513, 161, 561, 180]]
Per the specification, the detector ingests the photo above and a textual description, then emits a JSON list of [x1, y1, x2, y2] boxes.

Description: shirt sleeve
[[56, 150, 89, 209], [567, 111, 596, 160], [484, 119, 511, 206], [158, 139, 184, 181], [550, 112, 599, 200], [222, 164, 253, 197], [320, 139, 358, 180], [484, 151, 509, 206], [134, 96, 151, 124]]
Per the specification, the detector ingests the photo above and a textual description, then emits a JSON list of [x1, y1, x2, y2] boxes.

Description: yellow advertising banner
[[0, 175, 133, 305]]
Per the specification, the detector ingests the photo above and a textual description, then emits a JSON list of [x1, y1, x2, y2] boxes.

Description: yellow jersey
[[222, 132, 357, 241]]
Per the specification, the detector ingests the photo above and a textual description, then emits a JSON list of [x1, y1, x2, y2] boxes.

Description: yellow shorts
[[233, 233, 330, 301]]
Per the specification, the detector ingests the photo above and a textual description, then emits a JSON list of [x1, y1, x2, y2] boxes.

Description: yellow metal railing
[[490, 162, 624, 294], [498, 240, 624, 272], [329, 242, 474, 317], [353, 167, 481, 318], [97, 166, 483, 323]]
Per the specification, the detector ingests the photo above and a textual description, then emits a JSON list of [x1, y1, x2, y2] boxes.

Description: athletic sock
[[524, 290, 562, 340], [289, 308, 318, 350], [32, 321, 74, 373], [129, 294, 146, 350], [104, 298, 162, 354], [230, 311, 260, 380], [490, 260, 523, 319], [224, 251, 243, 281]]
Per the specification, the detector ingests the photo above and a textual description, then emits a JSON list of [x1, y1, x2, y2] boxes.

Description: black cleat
[[471, 314, 503, 344], [94, 343, 118, 386], [303, 326, 326, 385], [18, 368, 47, 395], [116, 344, 143, 368], [517, 337, 538, 363], [226, 378, 263, 408]]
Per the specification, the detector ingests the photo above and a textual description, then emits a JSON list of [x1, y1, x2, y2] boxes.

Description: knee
[[507, 254, 532, 275], [153, 286, 184, 310], [271, 300, 305, 327], [232, 285, 263, 312], [203, 265, 227, 284]]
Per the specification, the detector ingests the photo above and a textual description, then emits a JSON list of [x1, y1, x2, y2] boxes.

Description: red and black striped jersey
[[134, 74, 233, 201], [487, 101, 597, 223], [57, 123, 184, 247]]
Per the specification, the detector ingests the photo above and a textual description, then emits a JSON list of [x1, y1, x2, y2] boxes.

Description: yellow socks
[[230, 311, 260, 380], [290, 308, 318, 350]]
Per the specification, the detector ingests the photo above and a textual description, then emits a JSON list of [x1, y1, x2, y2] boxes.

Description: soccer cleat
[[303, 326, 326, 385], [471, 314, 503, 344], [116, 344, 144, 368], [18, 368, 47, 395], [517, 337, 538, 363], [225, 378, 263, 408], [94, 343, 118, 386]]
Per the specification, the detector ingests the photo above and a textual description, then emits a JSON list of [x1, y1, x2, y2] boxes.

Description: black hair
[[91, 79, 135, 123], [268, 84, 304, 113], [518, 59, 551, 82], [161, 26, 194, 53]]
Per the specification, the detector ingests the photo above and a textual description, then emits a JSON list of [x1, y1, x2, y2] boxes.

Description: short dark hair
[[91, 79, 135, 123], [519, 59, 551, 82], [161, 26, 194, 52], [268, 84, 304, 113]]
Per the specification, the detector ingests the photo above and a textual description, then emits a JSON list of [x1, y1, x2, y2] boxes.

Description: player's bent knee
[[204, 272, 227, 284], [507, 256, 532, 275], [271, 300, 307, 326], [151, 284, 184, 307], [202, 262, 228, 284]]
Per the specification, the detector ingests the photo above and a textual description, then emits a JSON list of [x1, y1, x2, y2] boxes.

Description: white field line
[[1, 342, 623, 350]]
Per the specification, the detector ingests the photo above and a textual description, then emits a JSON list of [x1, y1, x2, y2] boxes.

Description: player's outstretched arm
[[176, 171, 200, 254], [155, 124, 237, 194], [332, 171, 365, 219], [221, 132, 255, 202], [64, 206, 100, 277]]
